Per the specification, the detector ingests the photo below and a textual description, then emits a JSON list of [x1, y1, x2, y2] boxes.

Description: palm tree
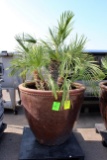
[[9, 33, 50, 90], [8, 11, 105, 104], [41, 11, 105, 98]]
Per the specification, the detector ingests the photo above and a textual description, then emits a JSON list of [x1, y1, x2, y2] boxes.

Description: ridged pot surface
[[0, 102, 4, 128], [99, 81, 107, 129], [19, 82, 85, 145]]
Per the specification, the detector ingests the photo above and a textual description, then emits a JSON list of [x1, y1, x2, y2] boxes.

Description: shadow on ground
[[75, 131, 107, 160], [0, 132, 22, 160], [4, 106, 28, 126]]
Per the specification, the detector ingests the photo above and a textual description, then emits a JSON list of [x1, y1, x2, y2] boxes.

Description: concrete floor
[[0, 105, 107, 160]]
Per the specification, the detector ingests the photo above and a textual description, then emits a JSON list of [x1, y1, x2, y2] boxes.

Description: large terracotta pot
[[99, 81, 107, 129], [0, 86, 4, 129], [0, 101, 4, 129], [19, 82, 85, 145]]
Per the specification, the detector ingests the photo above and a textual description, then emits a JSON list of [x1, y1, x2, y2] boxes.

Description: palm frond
[[61, 79, 71, 106], [23, 34, 37, 43], [48, 76, 58, 99], [58, 11, 74, 43], [101, 56, 107, 76]]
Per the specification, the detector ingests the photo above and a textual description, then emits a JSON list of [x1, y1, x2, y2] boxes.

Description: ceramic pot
[[0, 101, 4, 128], [99, 81, 107, 129], [0, 85, 4, 129], [19, 82, 85, 145]]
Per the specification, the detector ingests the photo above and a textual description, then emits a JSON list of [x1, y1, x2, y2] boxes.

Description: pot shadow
[[3, 106, 28, 127], [0, 132, 22, 160], [74, 131, 107, 160], [4, 104, 24, 115], [81, 103, 100, 113], [76, 112, 103, 129]]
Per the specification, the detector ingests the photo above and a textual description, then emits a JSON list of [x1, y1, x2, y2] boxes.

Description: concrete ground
[[0, 103, 107, 160]]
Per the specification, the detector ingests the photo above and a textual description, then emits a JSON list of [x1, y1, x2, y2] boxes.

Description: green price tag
[[64, 100, 70, 110], [52, 102, 60, 111]]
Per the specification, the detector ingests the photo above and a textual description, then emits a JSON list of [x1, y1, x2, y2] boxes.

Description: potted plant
[[9, 11, 105, 145], [99, 56, 107, 129]]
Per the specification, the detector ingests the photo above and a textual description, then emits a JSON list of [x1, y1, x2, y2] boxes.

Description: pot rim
[[99, 81, 107, 90], [19, 82, 86, 96]]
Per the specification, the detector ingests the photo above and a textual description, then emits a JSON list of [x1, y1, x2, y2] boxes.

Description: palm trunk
[[57, 76, 64, 88], [33, 70, 48, 90], [49, 60, 60, 83]]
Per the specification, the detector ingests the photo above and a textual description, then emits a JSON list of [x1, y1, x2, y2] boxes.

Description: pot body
[[0, 85, 4, 129], [0, 100, 4, 128], [19, 82, 85, 145], [99, 81, 107, 129]]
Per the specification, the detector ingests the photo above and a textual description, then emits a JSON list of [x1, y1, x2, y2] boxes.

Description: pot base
[[19, 127, 84, 160]]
